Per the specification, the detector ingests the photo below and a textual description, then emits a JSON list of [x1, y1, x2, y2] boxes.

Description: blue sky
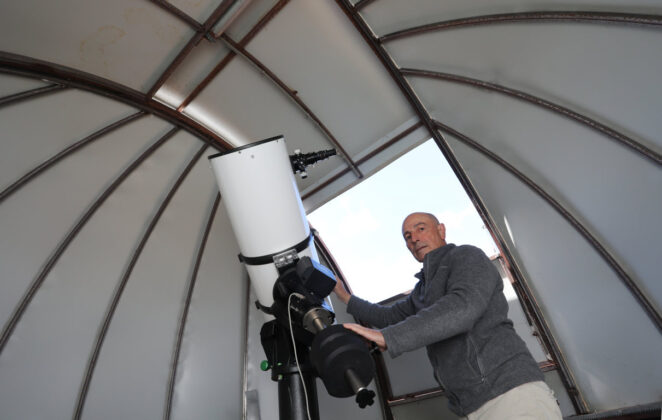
[[309, 139, 499, 302]]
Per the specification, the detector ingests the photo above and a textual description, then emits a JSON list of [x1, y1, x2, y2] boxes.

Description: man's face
[[402, 213, 446, 262]]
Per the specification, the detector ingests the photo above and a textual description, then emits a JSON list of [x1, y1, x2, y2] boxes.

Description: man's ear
[[437, 223, 446, 240]]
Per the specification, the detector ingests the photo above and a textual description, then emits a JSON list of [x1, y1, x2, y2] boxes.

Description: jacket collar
[[421, 243, 455, 280]]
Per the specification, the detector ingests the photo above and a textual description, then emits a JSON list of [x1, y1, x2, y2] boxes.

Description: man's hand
[[333, 280, 352, 305], [343, 323, 387, 352]]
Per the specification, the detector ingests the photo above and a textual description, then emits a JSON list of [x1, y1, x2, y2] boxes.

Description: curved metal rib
[[334, 0, 589, 412], [432, 119, 662, 335], [0, 111, 147, 204], [163, 193, 221, 420], [0, 83, 66, 109], [354, 0, 379, 12], [380, 11, 662, 43], [147, 0, 204, 33], [73, 143, 209, 420], [400, 68, 661, 165], [0, 128, 179, 357], [178, 0, 290, 112], [0, 52, 232, 151], [219, 33, 364, 179], [146, 0, 237, 98]]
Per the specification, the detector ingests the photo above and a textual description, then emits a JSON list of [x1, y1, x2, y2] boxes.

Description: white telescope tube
[[208, 136, 319, 308]]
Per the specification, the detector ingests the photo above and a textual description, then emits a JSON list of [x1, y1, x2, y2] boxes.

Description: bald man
[[333, 212, 561, 419]]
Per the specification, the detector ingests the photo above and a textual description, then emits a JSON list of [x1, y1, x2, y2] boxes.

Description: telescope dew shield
[[208, 136, 318, 308]]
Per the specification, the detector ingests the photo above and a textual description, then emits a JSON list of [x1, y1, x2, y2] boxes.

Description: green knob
[[260, 360, 270, 371]]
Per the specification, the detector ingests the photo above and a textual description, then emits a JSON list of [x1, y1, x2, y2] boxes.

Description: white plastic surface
[[209, 136, 316, 307]]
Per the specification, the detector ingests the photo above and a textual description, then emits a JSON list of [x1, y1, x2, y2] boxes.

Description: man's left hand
[[343, 323, 387, 352]]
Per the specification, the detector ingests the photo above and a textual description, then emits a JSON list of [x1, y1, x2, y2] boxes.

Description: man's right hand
[[333, 280, 351, 305], [343, 323, 387, 352]]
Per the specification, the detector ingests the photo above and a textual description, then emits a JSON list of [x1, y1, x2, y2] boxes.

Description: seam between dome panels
[[334, 0, 590, 413], [400, 68, 661, 165], [73, 142, 209, 420], [219, 33, 364, 179], [0, 111, 148, 205], [178, 0, 291, 112], [164, 192, 221, 420], [379, 11, 662, 43], [0, 54, 233, 150], [433, 119, 662, 336], [0, 128, 180, 358]]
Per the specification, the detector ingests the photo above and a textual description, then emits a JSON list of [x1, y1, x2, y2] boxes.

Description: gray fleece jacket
[[346, 243, 543, 416]]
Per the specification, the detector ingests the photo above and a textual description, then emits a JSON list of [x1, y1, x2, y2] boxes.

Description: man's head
[[402, 212, 446, 262]]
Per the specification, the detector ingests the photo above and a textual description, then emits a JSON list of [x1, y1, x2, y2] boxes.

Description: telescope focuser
[[290, 148, 337, 179]]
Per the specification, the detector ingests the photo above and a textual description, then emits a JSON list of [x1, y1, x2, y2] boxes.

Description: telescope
[[208, 136, 376, 420]]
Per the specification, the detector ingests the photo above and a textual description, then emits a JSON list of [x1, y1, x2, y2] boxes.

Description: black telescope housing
[[258, 256, 376, 420]]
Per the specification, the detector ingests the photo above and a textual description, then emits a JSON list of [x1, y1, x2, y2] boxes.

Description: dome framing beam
[[0, 52, 233, 150]]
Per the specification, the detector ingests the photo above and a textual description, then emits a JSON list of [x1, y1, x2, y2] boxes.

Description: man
[[333, 212, 562, 419]]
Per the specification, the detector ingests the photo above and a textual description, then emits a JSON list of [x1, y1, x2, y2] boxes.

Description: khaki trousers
[[464, 381, 562, 420]]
